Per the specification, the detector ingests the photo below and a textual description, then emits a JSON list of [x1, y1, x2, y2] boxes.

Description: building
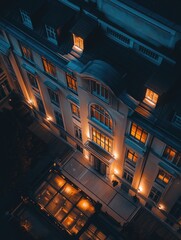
[[0, 0, 181, 237]]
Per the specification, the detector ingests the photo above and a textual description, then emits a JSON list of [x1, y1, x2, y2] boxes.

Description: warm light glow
[[73, 34, 84, 51], [87, 130, 90, 139], [85, 155, 89, 159], [158, 204, 164, 210], [113, 153, 118, 159], [138, 186, 143, 193], [27, 99, 33, 104], [114, 169, 119, 175], [144, 89, 158, 107], [46, 116, 52, 121]]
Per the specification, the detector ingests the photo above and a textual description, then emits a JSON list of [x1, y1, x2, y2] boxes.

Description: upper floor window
[[162, 146, 181, 168], [66, 73, 77, 93], [148, 187, 161, 203], [90, 104, 112, 130], [156, 169, 171, 186], [20, 43, 33, 61], [42, 57, 56, 77], [48, 88, 59, 107], [74, 125, 82, 141], [20, 10, 33, 29], [130, 122, 148, 144], [172, 113, 181, 129], [36, 97, 45, 115], [27, 72, 39, 91], [54, 110, 64, 128], [73, 34, 84, 51], [144, 89, 158, 107], [71, 103, 80, 118], [45, 25, 57, 45], [126, 149, 138, 166], [92, 127, 112, 153], [91, 81, 109, 103]]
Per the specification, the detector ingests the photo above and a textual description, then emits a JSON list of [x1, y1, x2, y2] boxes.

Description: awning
[[22, 63, 37, 75], [158, 162, 178, 177], [85, 141, 114, 164], [44, 80, 59, 91]]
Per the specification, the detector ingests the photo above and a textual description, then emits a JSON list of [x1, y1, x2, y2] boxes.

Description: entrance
[[92, 155, 106, 176]]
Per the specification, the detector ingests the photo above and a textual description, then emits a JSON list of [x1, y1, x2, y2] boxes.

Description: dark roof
[[42, 1, 75, 29], [70, 14, 97, 39], [81, 60, 127, 96], [18, 0, 45, 14]]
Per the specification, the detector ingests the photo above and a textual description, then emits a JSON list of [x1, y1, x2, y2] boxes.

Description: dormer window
[[144, 88, 158, 107], [20, 10, 33, 29], [45, 25, 57, 45], [73, 34, 84, 51]]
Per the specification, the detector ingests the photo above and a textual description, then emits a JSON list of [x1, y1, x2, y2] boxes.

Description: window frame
[[36, 97, 45, 115], [130, 122, 148, 144], [71, 103, 80, 118], [42, 57, 56, 78], [20, 10, 33, 29], [148, 187, 161, 203], [27, 72, 39, 91], [91, 127, 113, 154], [20, 43, 33, 62], [125, 149, 138, 166], [47, 88, 59, 107], [90, 104, 112, 131], [155, 169, 171, 186], [73, 34, 84, 50], [45, 25, 57, 45], [144, 88, 159, 107], [66, 73, 77, 93], [123, 169, 133, 184], [90, 81, 109, 103], [74, 125, 82, 141], [162, 145, 181, 168], [54, 110, 64, 128]]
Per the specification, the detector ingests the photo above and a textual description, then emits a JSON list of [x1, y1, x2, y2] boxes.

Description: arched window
[[90, 104, 112, 130]]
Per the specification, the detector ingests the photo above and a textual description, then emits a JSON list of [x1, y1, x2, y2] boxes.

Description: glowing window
[[126, 149, 138, 164], [73, 34, 84, 50], [91, 104, 112, 130], [92, 127, 112, 153], [144, 89, 158, 107], [163, 146, 181, 167], [130, 122, 148, 144], [42, 57, 56, 77], [156, 170, 171, 185], [20, 43, 33, 61], [66, 73, 77, 92], [71, 103, 80, 118]]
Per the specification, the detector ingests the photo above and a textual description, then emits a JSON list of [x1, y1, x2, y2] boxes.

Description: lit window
[[66, 73, 77, 92], [73, 34, 84, 51], [45, 25, 57, 45], [27, 72, 39, 91], [20, 43, 33, 61], [54, 110, 64, 128], [123, 170, 133, 184], [91, 81, 109, 102], [144, 89, 158, 107], [148, 187, 161, 203], [71, 103, 80, 118], [91, 104, 112, 130], [156, 170, 171, 186], [42, 57, 56, 77], [20, 10, 33, 29], [92, 127, 112, 153], [47, 88, 59, 106], [74, 125, 82, 140], [163, 146, 181, 168], [130, 122, 148, 144], [126, 149, 138, 165]]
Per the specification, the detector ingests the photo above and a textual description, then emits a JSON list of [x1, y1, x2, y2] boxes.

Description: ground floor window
[[123, 170, 133, 184]]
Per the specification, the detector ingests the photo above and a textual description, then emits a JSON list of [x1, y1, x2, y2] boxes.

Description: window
[[123, 170, 133, 184], [54, 110, 64, 128], [20, 43, 33, 61], [138, 45, 159, 61], [91, 104, 112, 130], [107, 27, 130, 46], [20, 10, 33, 29], [126, 149, 138, 165], [92, 127, 112, 153], [66, 73, 77, 92], [144, 89, 158, 107], [71, 103, 80, 118], [42, 57, 56, 77], [148, 187, 161, 203], [91, 81, 109, 102], [45, 25, 57, 45], [36, 97, 45, 115], [172, 113, 181, 129], [162, 146, 181, 168], [156, 170, 171, 186], [48, 88, 59, 106], [74, 125, 82, 140], [73, 34, 84, 50], [130, 122, 148, 144], [27, 72, 39, 91]]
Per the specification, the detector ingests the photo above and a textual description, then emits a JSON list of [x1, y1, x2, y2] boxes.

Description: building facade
[[0, 0, 181, 236]]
